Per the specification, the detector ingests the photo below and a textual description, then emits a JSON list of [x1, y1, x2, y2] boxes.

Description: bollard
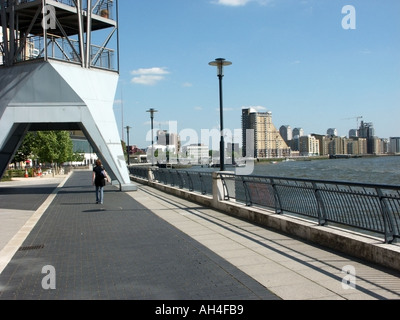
[[212, 172, 224, 208]]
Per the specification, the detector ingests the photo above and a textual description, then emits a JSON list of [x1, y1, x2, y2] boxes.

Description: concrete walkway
[[1, 170, 400, 300]]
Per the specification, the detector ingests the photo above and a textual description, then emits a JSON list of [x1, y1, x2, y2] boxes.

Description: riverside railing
[[129, 167, 400, 244], [129, 166, 213, 196]]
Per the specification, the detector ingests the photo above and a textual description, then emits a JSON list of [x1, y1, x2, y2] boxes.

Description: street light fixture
[[209, 58, 232, 171], [125, 126, 131, 166], [146, 108, 158, 166]]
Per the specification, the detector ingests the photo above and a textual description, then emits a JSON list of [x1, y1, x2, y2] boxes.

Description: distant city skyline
[[129, 108, 390, 150], [114, 0, 400, 149], [240, 107, 391, 158], [277, 117, 378, 140]]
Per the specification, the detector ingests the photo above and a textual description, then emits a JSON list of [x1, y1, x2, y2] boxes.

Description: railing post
[[147, 167, 154, 182], [186, 171, 194, 192], [376, 188, 395, 244], [270, 178, 283, 214], [212, 172, 224, 208], [199, 173, 206, 195], [313, 182, 327, 226], [242, 178, 252, 207], [176, 170, 184, 189]]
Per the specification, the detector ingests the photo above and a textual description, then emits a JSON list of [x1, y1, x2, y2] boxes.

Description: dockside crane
[[342, 116, 363, 129]]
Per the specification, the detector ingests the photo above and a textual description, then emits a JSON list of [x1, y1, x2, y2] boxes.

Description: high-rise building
[[299, 135, 320, 157], [279, 125, 293, 143], [323, 136, 348, 156], [157, 130, 180, 153], [390, 137, 400, 154], [347, 138, 368, 155], [242, 108, 290, 158], [327, 128, 338, 137], [292, 128, 304, 138], [358, 121, 377, 154], [349, 129, 358, 138], [358, 121, 375, 139]]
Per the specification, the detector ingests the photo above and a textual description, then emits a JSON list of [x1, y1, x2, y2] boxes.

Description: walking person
[[92, 159, 108, 204]]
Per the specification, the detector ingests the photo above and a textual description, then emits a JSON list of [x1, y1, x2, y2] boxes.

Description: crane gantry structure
[[0, 0, 136, 191]]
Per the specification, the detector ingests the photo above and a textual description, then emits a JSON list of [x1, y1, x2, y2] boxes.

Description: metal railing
[[129, 167, 400, 244], [2, 0, 116, 69], [220, 173, 400, 244], [18, 0, 115, 17], [1, 35, 116, 70], [129, 167, 213, 196]]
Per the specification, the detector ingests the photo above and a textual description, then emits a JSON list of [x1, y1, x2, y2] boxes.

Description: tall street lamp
[[209, 58, 232, 171], [125, 126, 131, 165], [146, 108, 158, 166]]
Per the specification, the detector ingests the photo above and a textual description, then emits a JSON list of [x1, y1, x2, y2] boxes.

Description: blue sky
[[114, 0, 400, 149]]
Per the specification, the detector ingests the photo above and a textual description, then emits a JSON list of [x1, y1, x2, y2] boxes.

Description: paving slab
[[133, 183, 400, 300], [1, 170, 400, 301], [0, 171, 279, 300]]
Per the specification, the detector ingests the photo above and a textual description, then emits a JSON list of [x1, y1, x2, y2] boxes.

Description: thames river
[[249, 156, 400, 186], [187, 156, 400, 186]]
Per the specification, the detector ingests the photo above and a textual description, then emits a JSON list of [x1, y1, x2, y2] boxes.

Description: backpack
[[95, 167, 106, 180]]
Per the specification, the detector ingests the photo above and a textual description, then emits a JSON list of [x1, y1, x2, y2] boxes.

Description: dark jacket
[[93, 165, 106, 187]]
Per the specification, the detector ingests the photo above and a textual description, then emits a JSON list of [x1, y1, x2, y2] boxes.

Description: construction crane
[[342, 116, 363, 129]]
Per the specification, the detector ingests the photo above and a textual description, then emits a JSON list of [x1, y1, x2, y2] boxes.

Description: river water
[[188, 156, 400, 186], [251, 156, 400, 186]]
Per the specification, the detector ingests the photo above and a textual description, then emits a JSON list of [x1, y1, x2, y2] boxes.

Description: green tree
[[12, 131, 77, 174], [71, 151, 85, 163], [33, 131, 74, 165], [12, 132, 37, 166]]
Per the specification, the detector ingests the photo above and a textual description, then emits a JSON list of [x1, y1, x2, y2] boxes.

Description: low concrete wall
[[131, 173, 400, 272]]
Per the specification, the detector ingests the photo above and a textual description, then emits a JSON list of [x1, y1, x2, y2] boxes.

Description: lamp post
[[125, 126, 131, 165], [146, 108, 158, 166], [209, 58, 232, 171]]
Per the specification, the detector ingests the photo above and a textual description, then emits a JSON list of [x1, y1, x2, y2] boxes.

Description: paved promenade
[[1, 170, 400, 300]]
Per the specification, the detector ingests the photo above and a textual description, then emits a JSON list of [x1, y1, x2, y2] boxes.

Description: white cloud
[[215, 107, 235, 113], [214, 0, 251, 6], [213, 0, 272, 6], [131, 67, 169, 75], [360, 49, 372, 55], [131, 75, 164, 86], [131, 67, 170, 86]]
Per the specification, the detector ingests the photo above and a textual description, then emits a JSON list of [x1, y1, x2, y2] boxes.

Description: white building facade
[[300, 135, 320, 157], [182, 144, 209, 164]]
